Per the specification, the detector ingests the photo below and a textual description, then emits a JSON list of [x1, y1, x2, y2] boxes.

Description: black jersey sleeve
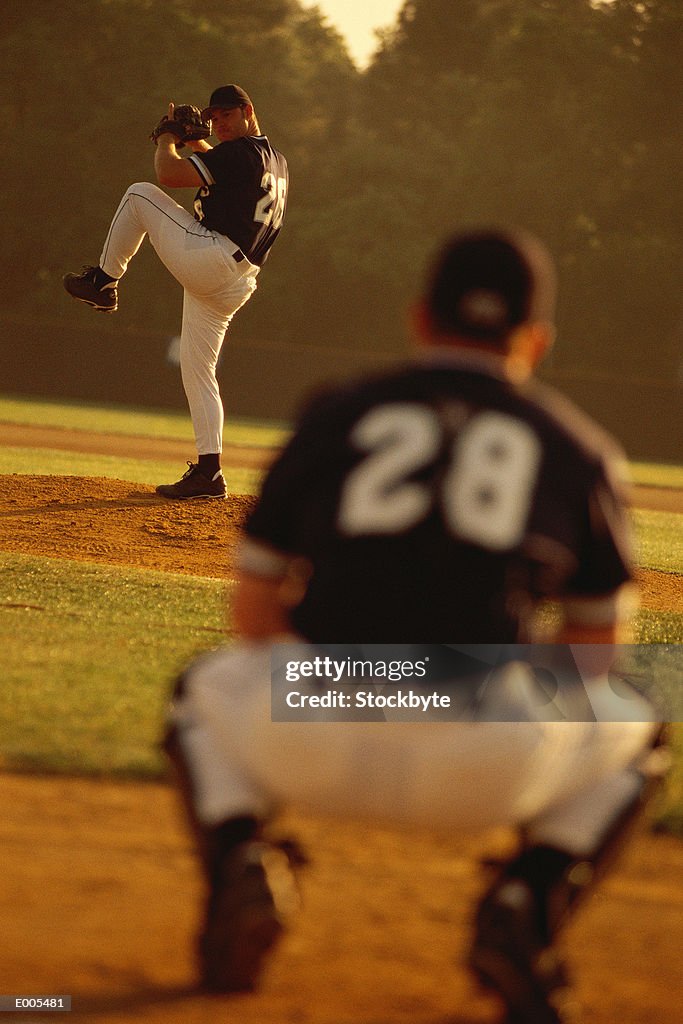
[[563, 452, 634, 598], [523, 379, 636, 603], [242, 387, 349, 561], [188, 142, 248, 199]]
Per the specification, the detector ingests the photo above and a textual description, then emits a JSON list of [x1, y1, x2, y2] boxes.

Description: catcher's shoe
[[63, 266, 118, 313], [199, 839, 301, 993], [468, 877, 581, 1024], [155, 462, 227, 500]]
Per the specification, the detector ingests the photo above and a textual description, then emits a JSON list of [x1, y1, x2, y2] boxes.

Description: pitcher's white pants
[[100, 183, 259, 454], [170, 642, 659, 858]]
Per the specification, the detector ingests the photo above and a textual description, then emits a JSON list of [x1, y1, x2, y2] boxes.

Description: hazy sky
[[301, 0, 405, 67]]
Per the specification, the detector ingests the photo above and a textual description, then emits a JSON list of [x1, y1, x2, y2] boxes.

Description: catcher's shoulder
[[525, 375, 628, 466]]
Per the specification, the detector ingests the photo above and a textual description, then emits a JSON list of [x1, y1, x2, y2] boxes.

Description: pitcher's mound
[[0, 474, 255, 577]]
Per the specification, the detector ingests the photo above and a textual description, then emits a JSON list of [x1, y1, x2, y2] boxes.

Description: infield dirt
[[0, 437, 681, 1023]]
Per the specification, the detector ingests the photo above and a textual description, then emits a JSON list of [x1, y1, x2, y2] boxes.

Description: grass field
[[0, 394, 290, 447], [0, 444, 264, 494], [0, 553, 228, 776], [0, 395, 681, 831], [0, 394, 285, 493]]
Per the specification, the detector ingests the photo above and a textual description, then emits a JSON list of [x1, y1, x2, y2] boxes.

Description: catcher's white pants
[[100, 183, 259, 454], [170, 642, 658, 858]]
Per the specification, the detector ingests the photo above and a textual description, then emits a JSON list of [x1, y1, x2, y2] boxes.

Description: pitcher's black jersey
[[189, 135, 288, 266], [242, 355, 634, 642]]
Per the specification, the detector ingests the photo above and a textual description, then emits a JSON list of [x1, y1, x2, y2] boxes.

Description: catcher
[[164, 229, 668, 1022], [63, 86, 288, 500]]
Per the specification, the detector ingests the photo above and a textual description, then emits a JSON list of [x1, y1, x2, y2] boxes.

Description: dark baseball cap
[[202, 85, 252, 118], [425, 229, 557, 343]]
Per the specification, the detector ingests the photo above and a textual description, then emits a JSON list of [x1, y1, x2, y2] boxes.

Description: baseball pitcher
[[64, 85, 288, 500]]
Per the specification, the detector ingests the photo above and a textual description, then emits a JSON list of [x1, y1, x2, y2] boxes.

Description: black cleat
[[469, 877, 581, 1023], [63, 266, 118, 312], [156, 462, 227, 500], [199, 839, 300, 993]]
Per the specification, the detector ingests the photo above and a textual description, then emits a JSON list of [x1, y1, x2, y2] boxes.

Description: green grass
[[0, 553, 232, 776], [635, 610, 683, 644], [629, 461, 683, 489], [0, 446, 263, 495], [0, 546, 680, 831], [1, 545, 678, 779], [0, 393, 290, 448], [632, 509, 683, 574], [0, 393, 282, 493], [2, 394, 680, 485], [0, 393, 681, 831]]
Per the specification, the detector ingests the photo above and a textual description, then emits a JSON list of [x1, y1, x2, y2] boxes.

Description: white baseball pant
[[169, 641, 659, 859], [100, 183, 259, 454]]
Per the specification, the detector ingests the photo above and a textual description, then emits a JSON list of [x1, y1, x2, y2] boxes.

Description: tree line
[[2, 0, 681, 384]]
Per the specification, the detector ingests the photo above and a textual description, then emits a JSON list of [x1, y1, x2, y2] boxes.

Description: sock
[[502, 845, 579, 942], [205, 816, 261, 879], [93, 266, 117, 289], [198, 454, 221, 478], [211, 815, 260, 851]]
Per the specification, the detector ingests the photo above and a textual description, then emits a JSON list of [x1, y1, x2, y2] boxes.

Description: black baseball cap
[[425, 229, 557, 343], [202, 85, 252, 118]]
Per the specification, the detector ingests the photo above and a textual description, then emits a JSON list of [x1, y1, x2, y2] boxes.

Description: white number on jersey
[[254, 172, 287, 228], [337, 403, 541, 551], [338, 404, 441, 534]]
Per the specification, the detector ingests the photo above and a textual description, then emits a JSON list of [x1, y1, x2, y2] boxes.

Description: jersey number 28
[[337, 403, 541, 551], [254, 172, 287, 229]]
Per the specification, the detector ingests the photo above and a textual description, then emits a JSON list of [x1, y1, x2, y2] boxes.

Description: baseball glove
[[150, 104, 211, 148]]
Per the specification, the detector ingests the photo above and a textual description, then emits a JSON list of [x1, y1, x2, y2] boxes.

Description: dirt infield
[[0, 473, 255, 579], [0, 472, 680, 611], [2, 777, 682, 1024], [1, 433, 682, 1023]]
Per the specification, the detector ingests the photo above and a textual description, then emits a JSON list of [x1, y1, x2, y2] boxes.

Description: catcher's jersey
[[189, 136, 288, 266], [242, 355, 634, 642]]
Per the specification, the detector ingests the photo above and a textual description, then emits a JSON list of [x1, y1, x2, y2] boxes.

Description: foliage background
[[1, 0, 681, 450]]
